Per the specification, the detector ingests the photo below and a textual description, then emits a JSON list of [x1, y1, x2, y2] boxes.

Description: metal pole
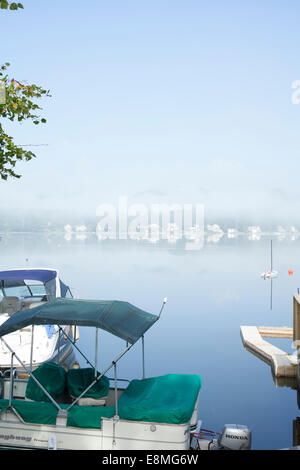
[[95, 328, 99, 378], [142, 335, 145, 379], [9, 352, 15, 408], [271, 239, 273, 272], [30, 325, 34, 372], [57, 329, 61, 363], [114, 361, 118, 418], [112, 363, 119, 448], [158, 297, 168, 319]]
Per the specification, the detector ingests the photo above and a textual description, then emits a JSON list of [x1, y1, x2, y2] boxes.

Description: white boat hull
[[0, 386, 200, 450], [0, 410, 192, 450]]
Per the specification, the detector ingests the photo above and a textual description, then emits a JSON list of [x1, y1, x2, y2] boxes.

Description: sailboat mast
[[270, 239, 273, 272]]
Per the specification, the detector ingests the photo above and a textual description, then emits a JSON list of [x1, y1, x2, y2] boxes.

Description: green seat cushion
[[67, 368, 109, 399], [0, 399, 59, 425], [0, 399, 114, 429], [67, 404, 114, 429], [25, 362, 67, 402]]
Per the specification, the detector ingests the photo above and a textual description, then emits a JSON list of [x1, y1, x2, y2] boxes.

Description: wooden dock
[[240, 325, 297, 378], [257, 327, 293, 338]]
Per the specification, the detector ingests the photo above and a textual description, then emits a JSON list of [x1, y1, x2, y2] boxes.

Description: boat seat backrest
[[1, 296, 21, 316]]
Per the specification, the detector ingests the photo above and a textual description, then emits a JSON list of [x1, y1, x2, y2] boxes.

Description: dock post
[[293, 294, 300, 388], [293, 418, 300, 447]]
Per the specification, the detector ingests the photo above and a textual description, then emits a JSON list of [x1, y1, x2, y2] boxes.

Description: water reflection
[[0, 232, 299, 448], [58, 224, 300, 250]]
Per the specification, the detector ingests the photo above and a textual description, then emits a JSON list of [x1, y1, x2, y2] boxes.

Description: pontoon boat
[[0, 297, 203, 450]]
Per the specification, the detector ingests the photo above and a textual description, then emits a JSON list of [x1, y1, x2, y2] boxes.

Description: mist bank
[[0, 207, 298, 234]]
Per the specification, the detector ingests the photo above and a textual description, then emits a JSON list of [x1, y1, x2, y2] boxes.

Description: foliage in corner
[[0, 63, 51, 180], [0, 1, 23, 10]]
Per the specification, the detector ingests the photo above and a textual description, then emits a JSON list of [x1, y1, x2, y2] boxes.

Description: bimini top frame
[[0, 297, 159, 344], [0, 297, 167, 419]]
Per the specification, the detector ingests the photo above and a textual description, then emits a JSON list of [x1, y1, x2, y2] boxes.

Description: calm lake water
[[1, 231, 300, 449]]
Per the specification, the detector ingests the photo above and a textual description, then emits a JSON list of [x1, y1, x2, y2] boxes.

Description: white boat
[[0, 269, 77, 376], [260, 241, 279, 310], [260, 240, 279, 279], [260, 270, 278, 280]]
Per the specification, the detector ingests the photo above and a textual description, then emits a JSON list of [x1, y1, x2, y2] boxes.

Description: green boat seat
[[0, 399, 63, 426], [66, 403, 114, 428], [117, 374, 202, 425], [25, 362, 67, 403], [0, 399, 114, 428], [67, 368, 110, 405], [0, 374, 202, 429]]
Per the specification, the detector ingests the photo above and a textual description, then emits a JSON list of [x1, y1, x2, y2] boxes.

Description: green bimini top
[[0, 374, 202, 429], [0, 298, 158, 344]]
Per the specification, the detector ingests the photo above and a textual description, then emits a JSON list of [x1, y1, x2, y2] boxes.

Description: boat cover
[[117, 374, 202, 425], [67, 368, 110, 398], [0, 399, 114, 427], [0, 374, 202, 428], [0, 298, 158, 344], [0, 269, 58, 284], [25, 362, 67, 402]]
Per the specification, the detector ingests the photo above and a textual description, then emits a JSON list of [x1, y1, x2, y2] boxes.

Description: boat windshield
[[3, 285, 31, 298], [2, 280, 46, 299]]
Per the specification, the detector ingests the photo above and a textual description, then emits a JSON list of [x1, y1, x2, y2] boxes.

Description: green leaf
[[0, 1, 9, 10], [0, 1, 23, 10]]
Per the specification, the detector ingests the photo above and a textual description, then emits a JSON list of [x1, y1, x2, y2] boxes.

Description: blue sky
[[1, 0, 300, 220]]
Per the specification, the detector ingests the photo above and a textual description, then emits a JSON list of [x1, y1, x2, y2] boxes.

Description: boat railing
[[107, 377, 130, 384], [0, 370, 3, 399], [3, 369, 16, 379]]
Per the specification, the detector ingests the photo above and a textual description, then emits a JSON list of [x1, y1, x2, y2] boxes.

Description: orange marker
[[288, 269, 294, 276]]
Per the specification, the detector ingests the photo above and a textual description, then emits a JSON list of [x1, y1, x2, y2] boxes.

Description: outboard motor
[[216, 424, 252, 450]]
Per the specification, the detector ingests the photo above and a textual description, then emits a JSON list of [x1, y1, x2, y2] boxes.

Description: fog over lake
[[0, 229, 299, 449]]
